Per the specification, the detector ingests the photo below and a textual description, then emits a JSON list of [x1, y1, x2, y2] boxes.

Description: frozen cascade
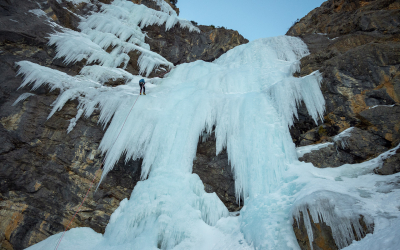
[[19, 36, 400, 250], [48, 0, 198, 77], [14, 1, 400, 249]]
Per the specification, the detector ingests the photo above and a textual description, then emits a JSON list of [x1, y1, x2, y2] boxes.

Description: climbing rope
[[54, 94, 140, 250]]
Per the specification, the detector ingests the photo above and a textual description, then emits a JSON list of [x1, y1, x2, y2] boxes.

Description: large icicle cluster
[[293, 191, 371, 249], [48, 0, 198, 77], [22, 34, 326, 250], [15, 0, 199, 132]]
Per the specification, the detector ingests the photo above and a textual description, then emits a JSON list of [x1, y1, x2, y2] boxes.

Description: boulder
[[299, 127, 390, 168], [374, 147, 400, 175]]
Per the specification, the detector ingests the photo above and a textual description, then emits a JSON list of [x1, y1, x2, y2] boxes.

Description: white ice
[[48, 0, 197, 77], [15, 1, 400, 250]]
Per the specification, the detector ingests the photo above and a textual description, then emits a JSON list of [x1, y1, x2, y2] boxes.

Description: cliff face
[[287, 0, 400, 170], [287, 0, 400, 148], [287, 0, 400, 249], [0, 0, 247, 249]]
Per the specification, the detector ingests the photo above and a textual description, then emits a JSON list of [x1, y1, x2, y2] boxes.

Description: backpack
[[139, 79, 145, 84]]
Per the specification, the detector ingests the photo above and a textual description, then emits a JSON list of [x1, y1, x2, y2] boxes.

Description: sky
[[177, 0, 326, 41]]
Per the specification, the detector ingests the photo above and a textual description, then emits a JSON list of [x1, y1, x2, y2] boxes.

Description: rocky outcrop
[[131, 0, 180, 15], [374, 147, 400, 175], [143, 24, 248, 66], [0, 0, 247, 249], [193, 134, 241, 212], [299, 127, 391, 168], [125, 24, 248, 77], [287, 0, 400, 147]]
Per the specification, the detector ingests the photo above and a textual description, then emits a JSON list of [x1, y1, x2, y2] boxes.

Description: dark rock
[[374, 148, 400, 175], [364, 88, 396, 106], [284, 1, 398, 249], [0, 0, 57, 45], [131, 0, 180, 15], [358, 105, 400, 146], [142, 24, 248, 66], [287, 0, 400, 38], [299, 127, 390, 168], [192, 134, 241, 212], [287, 0, 400, 149], [298, 125, 338, 146], [299, 144, 355, 168], [47, 0, 101, 31]]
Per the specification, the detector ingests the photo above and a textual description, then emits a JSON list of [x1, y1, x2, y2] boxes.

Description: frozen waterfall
[[14, 0, 400, 249]]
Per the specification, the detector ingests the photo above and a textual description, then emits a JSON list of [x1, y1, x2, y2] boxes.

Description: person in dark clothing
[[139, 79, 146, 95]]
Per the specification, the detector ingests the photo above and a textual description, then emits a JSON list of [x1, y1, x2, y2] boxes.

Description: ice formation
[[48, 0, 198, 77], [14, 1, 400, 250]]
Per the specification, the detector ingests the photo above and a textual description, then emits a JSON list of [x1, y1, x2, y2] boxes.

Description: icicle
[[12, 93, 35, 106], [67, 108, 84, 133], [293, 191, 373, 250]]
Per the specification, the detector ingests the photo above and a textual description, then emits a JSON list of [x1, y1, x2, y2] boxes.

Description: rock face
[[143, 24, 248, 65], [192, 134, 241, 212], [287, 1, 400, 249], [287, 0, 400, 147], [0, 0, 247, 249], [0, 26, 142, 249], [299, 127, 391, 168], [131, 0, 180, 15], [374, 147, 400, 175]]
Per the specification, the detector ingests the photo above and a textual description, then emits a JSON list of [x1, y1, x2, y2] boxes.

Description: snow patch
[[334, 127, 354, 149], [296, 142, 333, 158], [369, 104, 395, 109], [28, 9, 46, 17]]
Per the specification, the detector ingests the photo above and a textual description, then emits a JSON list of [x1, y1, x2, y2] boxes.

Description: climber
[[139, 79, 146, 95]]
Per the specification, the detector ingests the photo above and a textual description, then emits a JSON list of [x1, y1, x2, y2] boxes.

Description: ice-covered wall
[[20, 32, 327, 249], [13, 1, 400, 250], [46, 0, 199, 78]]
